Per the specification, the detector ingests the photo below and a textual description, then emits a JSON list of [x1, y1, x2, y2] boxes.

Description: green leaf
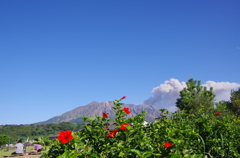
[[130, 149, 142, 156], [119, 152, 125, 157], [142, 151, 153, 158]]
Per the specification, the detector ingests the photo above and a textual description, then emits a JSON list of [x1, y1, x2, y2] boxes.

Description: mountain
[[35, 101, 161, 124]]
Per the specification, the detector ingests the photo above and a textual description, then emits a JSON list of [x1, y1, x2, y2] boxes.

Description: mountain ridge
[[35, 101, 161, 124]]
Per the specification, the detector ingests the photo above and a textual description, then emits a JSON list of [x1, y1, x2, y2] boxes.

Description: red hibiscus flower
[[216, 112, 221, 116], [120, 124, 128, 130], [58, 130, 73, 144], [164, 142, 174, 148], [102, 112, 108, 118], [106, 130, 118, 138], [121, 96, 127, 99], [123, 108, 131, 114]]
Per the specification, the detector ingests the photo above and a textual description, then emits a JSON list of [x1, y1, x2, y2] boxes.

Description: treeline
[[0, 122, 84, 142]]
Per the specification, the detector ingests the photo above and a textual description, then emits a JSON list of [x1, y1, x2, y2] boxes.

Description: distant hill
[[35, 101, 161, 124]]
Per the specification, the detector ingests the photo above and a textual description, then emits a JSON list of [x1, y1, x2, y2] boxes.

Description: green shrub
[[42, 97, 240, 158]]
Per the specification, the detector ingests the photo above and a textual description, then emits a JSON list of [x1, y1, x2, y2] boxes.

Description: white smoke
[[144, 78, 240, 112], [144, 78, 186, 111]]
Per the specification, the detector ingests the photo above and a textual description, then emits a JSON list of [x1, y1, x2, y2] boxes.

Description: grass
[[0, 147, 32, 157], [0, 149, 14, 157]]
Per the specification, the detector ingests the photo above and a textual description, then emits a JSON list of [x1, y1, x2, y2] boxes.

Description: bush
[[42, 97, 240, 158]]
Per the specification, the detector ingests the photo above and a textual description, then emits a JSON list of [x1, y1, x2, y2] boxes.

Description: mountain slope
[[36, 101, 161, 124]]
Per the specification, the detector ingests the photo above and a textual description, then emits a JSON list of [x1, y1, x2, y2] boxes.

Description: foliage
[[42, 96, 240, 158], [0, 122, 84, 141], [39, 136, 53, 147], [176, 78, 215, 115], [227, 88, 240, 117], [0, 134, 9, 148]]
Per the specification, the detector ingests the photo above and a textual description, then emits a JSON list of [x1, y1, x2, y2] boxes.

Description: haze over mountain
[[36, 101, 161, 124]]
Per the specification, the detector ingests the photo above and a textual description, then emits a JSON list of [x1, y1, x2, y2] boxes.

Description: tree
[[227, 88, 240, 117], [176, 78, 216, 115], [0, 134, 8, 148]]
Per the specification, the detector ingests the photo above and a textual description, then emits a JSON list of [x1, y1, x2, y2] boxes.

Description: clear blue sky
[[0, 0, 239, 124]]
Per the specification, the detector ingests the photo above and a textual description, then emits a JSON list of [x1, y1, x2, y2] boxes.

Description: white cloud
[[202, 81, 240, 102], [144, 78, 240, 112]]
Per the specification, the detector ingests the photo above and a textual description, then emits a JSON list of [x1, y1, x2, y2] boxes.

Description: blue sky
[[0, 0, 239, 125]]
